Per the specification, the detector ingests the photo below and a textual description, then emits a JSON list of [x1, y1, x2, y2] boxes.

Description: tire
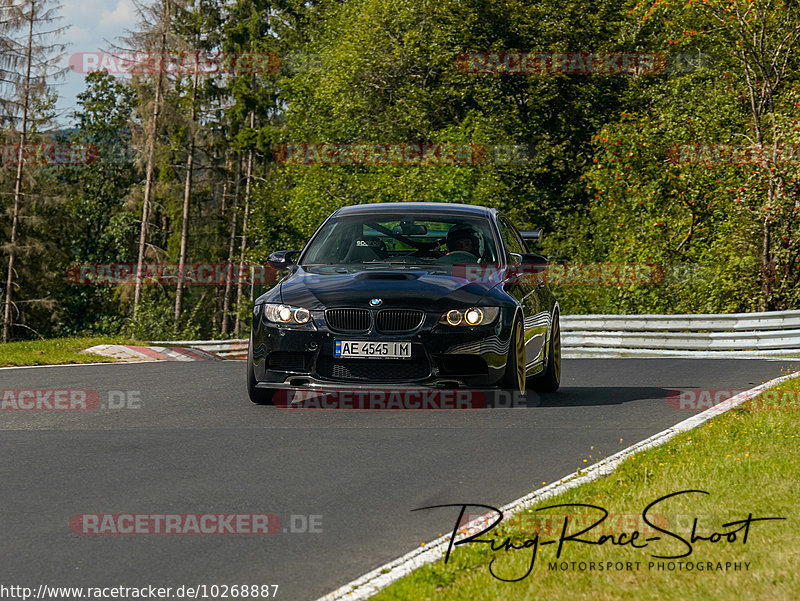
[[247, 336, 275, 405], [499, 317, 526, 394], [530, 311, 561, 393]]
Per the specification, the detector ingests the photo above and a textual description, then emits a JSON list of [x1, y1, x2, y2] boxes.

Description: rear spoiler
[[519, 229, 542, 242]]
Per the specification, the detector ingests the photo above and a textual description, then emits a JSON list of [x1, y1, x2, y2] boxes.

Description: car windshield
[[301, 213, 501, 267]]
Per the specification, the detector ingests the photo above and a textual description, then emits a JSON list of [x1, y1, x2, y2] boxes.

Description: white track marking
[[315, 370, 800, 601]]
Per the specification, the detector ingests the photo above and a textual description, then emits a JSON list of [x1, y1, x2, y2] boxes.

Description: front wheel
[[247, 336, 275, 405], [499, 317, 526, 394], [530, 312, 560, 393]]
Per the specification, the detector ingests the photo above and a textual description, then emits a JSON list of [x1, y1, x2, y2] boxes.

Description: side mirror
[[506, 252, 549, 283], [520, 253, 549, 273], [268, 250, 301, 270]]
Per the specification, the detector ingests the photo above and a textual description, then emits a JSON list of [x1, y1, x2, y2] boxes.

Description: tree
[[0, 0, 67, 342], [699, 0, 800, 309], [55, 70, 138, 335], [278, 0, 630, 235], [219, 0, 281, 334], [172, 0, 223, 326], [125, 0, 174, 319], [585, 0, 800, 312]]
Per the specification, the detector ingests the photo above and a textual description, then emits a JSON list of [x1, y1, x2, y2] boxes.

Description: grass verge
[[372, 372, 800, 601], [0, 337, 146, 367]]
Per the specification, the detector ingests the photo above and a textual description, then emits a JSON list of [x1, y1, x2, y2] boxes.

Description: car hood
[[276, 265, 506, 310]]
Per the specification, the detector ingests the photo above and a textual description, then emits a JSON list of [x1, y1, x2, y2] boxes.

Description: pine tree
[[0, 0, 67, 342]]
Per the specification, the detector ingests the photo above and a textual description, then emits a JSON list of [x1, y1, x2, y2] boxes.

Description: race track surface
[[2, 359, 797, 599]]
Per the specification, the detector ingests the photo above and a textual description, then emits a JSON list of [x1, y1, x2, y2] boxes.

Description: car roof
[[333, 202, 496, 218]]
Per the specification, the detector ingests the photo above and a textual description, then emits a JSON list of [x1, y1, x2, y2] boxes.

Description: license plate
[[334, 340, 412, 359]]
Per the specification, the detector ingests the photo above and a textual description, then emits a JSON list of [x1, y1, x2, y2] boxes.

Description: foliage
[[1, 0, 799, 342]]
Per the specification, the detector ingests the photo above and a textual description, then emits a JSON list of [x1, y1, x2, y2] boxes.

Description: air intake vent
[[268, 352, 308, 372], [317, 357, 431, 381], [325, 308, 371, 332], [376, 309, 424, 333]]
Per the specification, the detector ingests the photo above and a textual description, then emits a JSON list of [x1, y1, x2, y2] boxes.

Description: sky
[[55, 0, 137, 125]]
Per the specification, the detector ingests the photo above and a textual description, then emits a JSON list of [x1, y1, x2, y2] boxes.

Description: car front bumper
[[250, 308, 515, 390]]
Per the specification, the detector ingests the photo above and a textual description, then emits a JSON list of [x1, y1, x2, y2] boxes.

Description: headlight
[[465, 308, 483, 325], [439, 307, 500, 326], [263, 303, 312, 325]]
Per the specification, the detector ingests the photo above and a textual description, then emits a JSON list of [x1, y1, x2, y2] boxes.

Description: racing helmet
[[446, 223, 481, 256]]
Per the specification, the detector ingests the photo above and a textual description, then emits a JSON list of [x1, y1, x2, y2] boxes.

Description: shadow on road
[[536, 386, 672, 408]]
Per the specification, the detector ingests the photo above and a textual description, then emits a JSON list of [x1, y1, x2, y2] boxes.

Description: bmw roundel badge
[[370, 298, 383, 307]]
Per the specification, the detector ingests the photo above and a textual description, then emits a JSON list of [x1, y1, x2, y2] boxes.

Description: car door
[[497, 216, 548, 369]]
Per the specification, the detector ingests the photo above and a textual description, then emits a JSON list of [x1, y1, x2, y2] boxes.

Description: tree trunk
[[174, 47, 201, 326], [2, 7, 33, 343], [133, 0, 170, 321], [213, 152, 233, 332], [221, 155, 241, 335], [221, 151, 232, 216], [234, 113, 255, 335], [760, 173, 776, 311]]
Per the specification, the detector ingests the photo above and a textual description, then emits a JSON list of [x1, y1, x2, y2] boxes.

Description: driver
[[445, 224, 481, 260]]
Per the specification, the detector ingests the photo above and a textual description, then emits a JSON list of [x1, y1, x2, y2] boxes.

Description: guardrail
[[148, 339, 248, 359], [152, 309, 800, 360], [561, 310, 800, 358]]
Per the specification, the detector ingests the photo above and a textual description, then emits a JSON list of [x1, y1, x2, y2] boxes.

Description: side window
[[512, 225, 528, 253], [498, 217, 526, 258]]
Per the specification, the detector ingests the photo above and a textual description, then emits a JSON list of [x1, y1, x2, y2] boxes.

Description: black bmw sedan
[[247, 202, 560, 404]]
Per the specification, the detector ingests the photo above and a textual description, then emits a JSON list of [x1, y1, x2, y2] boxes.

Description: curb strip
[[315, 370, 800, 601]]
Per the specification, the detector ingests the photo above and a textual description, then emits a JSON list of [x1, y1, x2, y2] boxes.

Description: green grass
[[372, 372, 800, 601], [0, 336, 147, 367]]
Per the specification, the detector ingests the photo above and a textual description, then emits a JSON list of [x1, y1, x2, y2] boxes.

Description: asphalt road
[[2, 358, 798, 600]]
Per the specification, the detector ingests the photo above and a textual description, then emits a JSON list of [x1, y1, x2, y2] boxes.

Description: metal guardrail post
[[559, 310, 800, 358], [150, 310, 800, 359]]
